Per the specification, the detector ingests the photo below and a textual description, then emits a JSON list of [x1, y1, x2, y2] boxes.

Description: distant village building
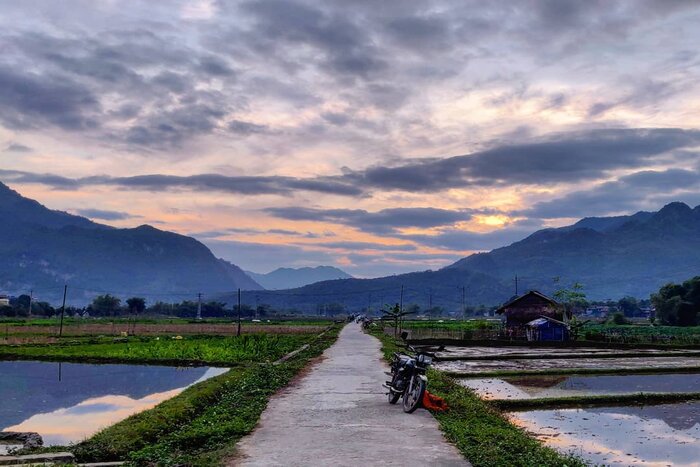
[[0, 294, 10, 307], [584, 305, 611, 318], [496, 290, 562, 327]]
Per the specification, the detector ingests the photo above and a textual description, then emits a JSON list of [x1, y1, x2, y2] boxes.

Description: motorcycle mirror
[[400, 331, 408, 341]]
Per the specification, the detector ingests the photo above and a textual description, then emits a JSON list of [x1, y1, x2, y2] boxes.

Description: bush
[[610, 312, 628, 325]]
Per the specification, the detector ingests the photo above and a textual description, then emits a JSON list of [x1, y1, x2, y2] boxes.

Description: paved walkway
[[231, 323, 469, 466]]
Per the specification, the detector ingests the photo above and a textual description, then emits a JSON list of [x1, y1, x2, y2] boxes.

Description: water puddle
[[0, 360, 227, 445], [509, 402, 700, 466]]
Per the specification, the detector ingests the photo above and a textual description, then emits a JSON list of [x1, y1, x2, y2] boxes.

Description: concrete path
[[231, 323, 469, 466]]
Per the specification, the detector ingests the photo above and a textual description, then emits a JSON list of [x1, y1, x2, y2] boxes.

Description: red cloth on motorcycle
[[422, 390, 448, 412]]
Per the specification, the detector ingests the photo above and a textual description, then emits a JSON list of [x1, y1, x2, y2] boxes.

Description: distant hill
[[0, 182, 262, 305], [246, 266, 353, 290], [228, 202, 700, 311]]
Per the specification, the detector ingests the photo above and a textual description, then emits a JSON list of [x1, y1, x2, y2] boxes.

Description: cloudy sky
[[1, 0, 700, 277]]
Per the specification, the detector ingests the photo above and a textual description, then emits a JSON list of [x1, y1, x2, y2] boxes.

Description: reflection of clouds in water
[[5, 367, 229, 446], [511, 404, 700, 466], [6, 389, 182, 445], [192, 367, 228, 384]]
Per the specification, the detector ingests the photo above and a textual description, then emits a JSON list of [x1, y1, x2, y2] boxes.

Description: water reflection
[[510, 402, 700, 466], [460, 373, 700, 400], [0, 361, 227, 445]]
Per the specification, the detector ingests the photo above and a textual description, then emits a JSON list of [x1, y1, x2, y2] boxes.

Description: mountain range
[[245, 266, 352, 290], [228, 202, 700, 312], [0, 182, 261, 304], [3, 180, 700, 310]]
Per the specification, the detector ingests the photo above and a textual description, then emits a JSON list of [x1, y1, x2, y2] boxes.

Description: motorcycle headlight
[[417, 354, 432, 365]]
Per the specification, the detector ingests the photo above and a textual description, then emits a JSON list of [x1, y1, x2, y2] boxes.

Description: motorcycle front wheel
[[388, 373, 402, 404], [402, 375, 426, 413]]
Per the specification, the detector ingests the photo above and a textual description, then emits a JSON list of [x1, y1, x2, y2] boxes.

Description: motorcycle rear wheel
[[402, 376, 426, 413]]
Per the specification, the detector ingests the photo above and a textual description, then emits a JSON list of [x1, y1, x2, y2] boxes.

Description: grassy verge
[[26, 325, 341, 466], [446, 366, 700, 378], [494, 391, 700, 411], [0, 334, 311, 366], [367, 327, 585, 467]]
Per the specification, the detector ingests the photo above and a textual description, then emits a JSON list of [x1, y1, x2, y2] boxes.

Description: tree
[[610, 312, 629, 325], [553, 279, 588, 319], [651, 277, 700, 326], [91, 294, 122, 316], [617, 296, 640, 317], [126, 297, 146, 314]]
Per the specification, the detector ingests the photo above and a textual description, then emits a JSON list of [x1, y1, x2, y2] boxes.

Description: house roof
[[526, 316, 568, 327], [496, 290, 559, 314]]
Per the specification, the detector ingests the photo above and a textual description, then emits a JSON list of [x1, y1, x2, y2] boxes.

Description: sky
[[1, 0, 700, 277]]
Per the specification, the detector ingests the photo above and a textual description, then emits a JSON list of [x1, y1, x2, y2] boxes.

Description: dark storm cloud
[[239, 0, 387, 78], [0, 66, 99, 130], [228, 120, 271, 136], [76, 208, 138, 221], [198, 56, 235, 77], [264, 206, 475, 234], [0, 169, 82, 189], [522, 168, 700, 219], [0, 170, 361, 196], [384, 15, 452, 52], [122, 103, 227, 149], [193, 227, 327, 238], [3, 127, 700, 198], [4, 143, 32, 153], [352, 128, 700, 191]]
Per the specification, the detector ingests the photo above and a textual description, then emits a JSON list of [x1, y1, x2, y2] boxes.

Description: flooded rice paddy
[[460, 373, 700, 400], [0, 360, 227, 446], [509, 402, 700, 466], [437, 344, 700, 465], [434, 346, 698, 360], [435, 356, 700, 373]]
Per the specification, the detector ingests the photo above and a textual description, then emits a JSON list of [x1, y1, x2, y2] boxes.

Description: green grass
[[400, 319, 500, 331], [0, 317, 334, 327], [367, 328, 585, 467], [0, 334, 312, 366], [583, 324, 700, 344], [25, 326, 341, 466]]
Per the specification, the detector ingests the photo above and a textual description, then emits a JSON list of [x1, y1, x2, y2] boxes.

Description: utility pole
[[58, 285, 67, 337], [29, 289, 33, 316], [196, 293, 202, 320], [462, 286, 466, 319], [237, 288, 242, 337], [399, 285, 404, 334]]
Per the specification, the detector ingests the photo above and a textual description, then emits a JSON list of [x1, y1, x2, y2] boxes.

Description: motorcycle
[[384, 344, 433, 413]]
